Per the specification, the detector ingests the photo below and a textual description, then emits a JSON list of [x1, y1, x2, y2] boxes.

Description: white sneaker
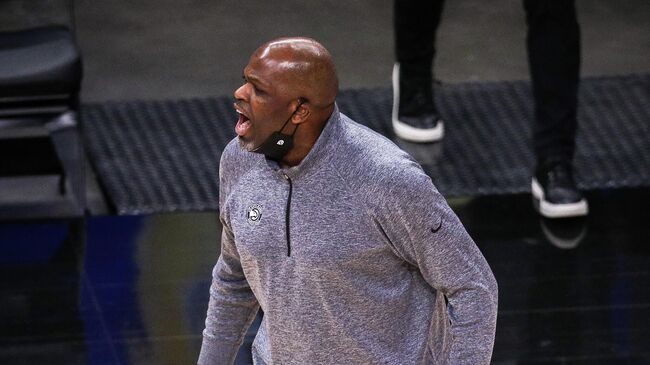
[[392, 63, 444, 143]]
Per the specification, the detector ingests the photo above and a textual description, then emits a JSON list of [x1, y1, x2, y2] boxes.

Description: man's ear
[[291, 100, 311, 124]]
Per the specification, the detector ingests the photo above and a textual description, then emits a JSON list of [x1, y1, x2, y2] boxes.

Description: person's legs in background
[[393, 0, 445, 142], [524, 0, 588, 218], [393, 0, 588, 217]]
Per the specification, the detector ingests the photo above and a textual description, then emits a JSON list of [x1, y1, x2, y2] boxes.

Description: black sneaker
[[391, 63, 444, 142], [531, 161, 588, 218]]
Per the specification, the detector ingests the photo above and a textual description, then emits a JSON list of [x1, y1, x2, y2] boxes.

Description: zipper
[[283, 173, 293, 257]]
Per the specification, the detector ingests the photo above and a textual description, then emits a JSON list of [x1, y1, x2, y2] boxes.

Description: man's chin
[[237, 136, 255, 152]]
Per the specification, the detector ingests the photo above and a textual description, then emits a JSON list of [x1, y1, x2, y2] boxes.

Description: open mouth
[[234, 105, 252, 137]]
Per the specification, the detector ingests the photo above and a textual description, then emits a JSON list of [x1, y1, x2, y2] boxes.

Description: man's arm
[[199, 142, 259, 365], [376, 168, 498, 365], [198, 220, 259, 365]]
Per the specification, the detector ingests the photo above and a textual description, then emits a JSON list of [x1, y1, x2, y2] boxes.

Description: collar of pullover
[[263, 103, 341, 180]]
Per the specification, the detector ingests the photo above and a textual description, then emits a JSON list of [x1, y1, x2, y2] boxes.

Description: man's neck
[[280, 140, 317, 167], [279, 107, 334, 167]]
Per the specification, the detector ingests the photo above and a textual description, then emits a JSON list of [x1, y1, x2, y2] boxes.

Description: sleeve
[[198, 145, 260, 365], [374, 167, 498, 365]]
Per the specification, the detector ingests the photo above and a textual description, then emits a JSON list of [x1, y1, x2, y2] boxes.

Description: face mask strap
[[250, 98, 305, 159], [281, 98, 305, 136]]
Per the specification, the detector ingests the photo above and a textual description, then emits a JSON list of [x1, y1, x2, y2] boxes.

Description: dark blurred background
[[0, 1, 648, 364], [1, 0, 648, 102]]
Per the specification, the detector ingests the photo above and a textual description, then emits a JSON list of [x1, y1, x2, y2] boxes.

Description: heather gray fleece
[[199, 105, 498, 365]]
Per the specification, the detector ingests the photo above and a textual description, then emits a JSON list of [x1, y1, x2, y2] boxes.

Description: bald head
[[252, 37, 338, 109], [234, 38, 339, 166]]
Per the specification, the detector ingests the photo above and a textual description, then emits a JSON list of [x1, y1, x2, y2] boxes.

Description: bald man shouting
[[199, 38, 498, 365]]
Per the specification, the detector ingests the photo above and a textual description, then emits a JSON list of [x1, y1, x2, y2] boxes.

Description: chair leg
[[59, 171, 67, 195]]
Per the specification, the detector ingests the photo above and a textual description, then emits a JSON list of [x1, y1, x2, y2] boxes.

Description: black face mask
[[251, 102, 302, 161]]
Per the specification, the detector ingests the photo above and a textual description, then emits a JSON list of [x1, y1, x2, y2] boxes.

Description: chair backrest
[[0, 25, 82, 118], [0, 0, 86, 220], [0, 0, 81, 118]]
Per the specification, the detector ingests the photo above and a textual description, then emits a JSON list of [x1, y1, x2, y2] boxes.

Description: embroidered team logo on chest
[[246, 204, 263, 226]]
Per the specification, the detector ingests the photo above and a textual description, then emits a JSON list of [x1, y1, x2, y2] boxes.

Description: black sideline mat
[[82, 74, 650, 215]]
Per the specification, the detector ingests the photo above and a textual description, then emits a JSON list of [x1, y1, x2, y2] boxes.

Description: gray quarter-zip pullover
[[199, 105, 498, 365]]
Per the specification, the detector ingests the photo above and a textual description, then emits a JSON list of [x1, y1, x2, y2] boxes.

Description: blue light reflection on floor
[[0, 222, 69, 264], [82, 215, 146, 365], [1, 192, 649, 364]]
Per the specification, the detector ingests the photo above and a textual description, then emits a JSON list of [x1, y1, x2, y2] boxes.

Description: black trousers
[[394, 0, 581, 165]]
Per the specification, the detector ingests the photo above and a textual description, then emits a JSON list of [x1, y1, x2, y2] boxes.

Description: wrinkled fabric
[[199, 106, 498, 365]]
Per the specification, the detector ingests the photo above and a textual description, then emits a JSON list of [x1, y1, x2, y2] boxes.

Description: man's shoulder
[[221, 137, 244, 160], [220, 137, 255, 167], [336, 116, 443, 215], [339, 114, 397, 153], [336, 114, 429, 192], [219, 137, 256, 186]]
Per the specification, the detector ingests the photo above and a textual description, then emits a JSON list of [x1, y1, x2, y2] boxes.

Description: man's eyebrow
[[244, 72, 269, 89]]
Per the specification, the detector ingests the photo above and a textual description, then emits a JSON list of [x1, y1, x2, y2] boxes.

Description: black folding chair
[[0, 1, 85, 220]]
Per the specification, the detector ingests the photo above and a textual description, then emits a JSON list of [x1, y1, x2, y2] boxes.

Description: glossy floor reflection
[[0, 188, 649, 364]]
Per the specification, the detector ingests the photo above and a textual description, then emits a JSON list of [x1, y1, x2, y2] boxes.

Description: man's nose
[[234, 83, 248, 101]]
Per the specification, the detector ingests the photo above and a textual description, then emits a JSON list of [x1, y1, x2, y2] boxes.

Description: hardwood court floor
[[1, 188, 648, 364]]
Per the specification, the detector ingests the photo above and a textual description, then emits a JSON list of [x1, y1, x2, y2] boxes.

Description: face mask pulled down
[[250, 103, 302, 162]]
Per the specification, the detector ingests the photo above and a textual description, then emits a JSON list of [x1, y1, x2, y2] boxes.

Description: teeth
[[235, 109, 249, 120], [234, 103, 245, 117]]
